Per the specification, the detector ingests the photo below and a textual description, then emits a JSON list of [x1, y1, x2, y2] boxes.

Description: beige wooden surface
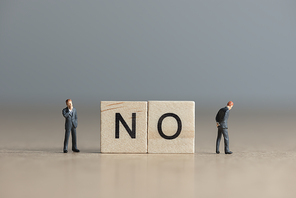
[[1, 106, 296, 198], [148, 101, 195, 153], [101, 101, 147, 153]]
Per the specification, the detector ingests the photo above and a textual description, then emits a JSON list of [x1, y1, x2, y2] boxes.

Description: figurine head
[[227, 101, 233, 110], [66, 99, 73, 109]]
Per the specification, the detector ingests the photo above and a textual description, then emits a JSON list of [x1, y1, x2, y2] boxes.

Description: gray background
[[1, 0, 296, 109]]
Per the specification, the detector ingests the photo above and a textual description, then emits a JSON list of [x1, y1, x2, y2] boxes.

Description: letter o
[[157, 113, 182, 140]]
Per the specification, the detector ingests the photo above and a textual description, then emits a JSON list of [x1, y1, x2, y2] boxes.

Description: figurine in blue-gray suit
[[62, 99, 80, 153], [215, 101, 234, 154]]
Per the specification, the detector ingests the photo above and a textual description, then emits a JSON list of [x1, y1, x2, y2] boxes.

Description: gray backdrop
[[1, 0, 296, 109]]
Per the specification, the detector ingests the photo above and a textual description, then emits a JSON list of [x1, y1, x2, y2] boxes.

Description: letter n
[[115, 113, 136, 138]]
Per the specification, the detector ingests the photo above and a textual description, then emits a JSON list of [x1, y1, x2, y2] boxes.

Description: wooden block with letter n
[[148, 101, 195, 153], [100, 101, 147, 153]]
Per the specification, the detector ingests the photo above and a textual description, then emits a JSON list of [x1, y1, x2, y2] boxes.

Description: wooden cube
[[148, 101, 195, 153], [100, 101, 147, 153]]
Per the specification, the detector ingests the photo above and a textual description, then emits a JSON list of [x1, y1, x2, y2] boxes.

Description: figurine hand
[[216, 123, 220, 127]]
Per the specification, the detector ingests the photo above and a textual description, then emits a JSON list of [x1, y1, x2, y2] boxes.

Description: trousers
[[216, 128, 230, 153], [63, 126, 78, 151]]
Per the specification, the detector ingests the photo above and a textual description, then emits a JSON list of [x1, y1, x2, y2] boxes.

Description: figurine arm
[[62, 108, 70, 118], [215, 110, 221, 126], [75, 110, 77, 122], [215, 111, 220, 123], [73, 109, 78, 128]]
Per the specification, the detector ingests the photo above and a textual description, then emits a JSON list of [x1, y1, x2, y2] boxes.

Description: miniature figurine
[[215, 101, 233, 154], [62, 99, 80, 153]]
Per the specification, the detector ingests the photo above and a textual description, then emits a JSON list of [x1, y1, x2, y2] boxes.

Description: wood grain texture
[[148, 101, 195, 153], [101, 101, 147, 153]]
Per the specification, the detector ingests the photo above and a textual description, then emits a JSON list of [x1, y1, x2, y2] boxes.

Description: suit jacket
[[215, 106, 229, 129], [62, 107, 78, 130]]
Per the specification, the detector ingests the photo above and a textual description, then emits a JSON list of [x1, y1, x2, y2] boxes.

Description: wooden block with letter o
[[100, 101, 147, 153], [148, 101, 195, 153]]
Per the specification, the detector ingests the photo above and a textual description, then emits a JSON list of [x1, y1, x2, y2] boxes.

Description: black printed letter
[[115, 113, 136, 138], [157, 113, 182, 140]]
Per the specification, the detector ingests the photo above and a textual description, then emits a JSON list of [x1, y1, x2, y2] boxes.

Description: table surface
[[1, 106, 296, 198]]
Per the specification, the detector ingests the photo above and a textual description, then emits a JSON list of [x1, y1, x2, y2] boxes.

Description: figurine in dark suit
[[215, 101, 233, 154], [62, 99, 80, 153]]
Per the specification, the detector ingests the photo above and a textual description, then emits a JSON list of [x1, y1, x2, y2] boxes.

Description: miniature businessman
[[215, 101, 234, 154], [62, 99, 80, 153]]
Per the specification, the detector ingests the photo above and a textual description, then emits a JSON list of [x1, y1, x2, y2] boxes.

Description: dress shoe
[[72, 148, 80, 152], [216, 151, 220, 154], [63, 150, 68, 153], [225, 151, 233, 154]]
